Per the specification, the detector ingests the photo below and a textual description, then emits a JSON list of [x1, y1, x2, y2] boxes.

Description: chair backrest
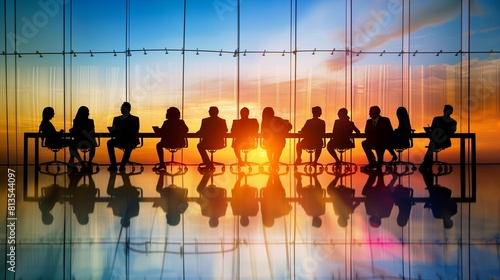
[[167, 138, 188, 153]]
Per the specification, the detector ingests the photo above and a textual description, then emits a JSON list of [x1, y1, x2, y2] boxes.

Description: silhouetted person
[[362, 106, 393, 169], [68, 171, 97, 225], [231, 107, 259, 166], [153, 107, 189, 171], [197, 106, 228, 170], [392, 181, 414, 227], [107, 102, 140, 172], [70, 106, 97, 171], [38, 178, 68, 225], [295, 172, 325, 227], [260, 171, 292, 227], [39, 107, 84, 172], [107, 171, 141, 228], [230, 172, 259, 227], [387, 106, 412, 162], [155, 171, 188, 226], [361, 169, 397, 228], [327, 108, 360, 163], [294, 106, 326, 165], [420, 104, 457, 171], [196, 172, 228, 227], [327, 175, 360, 228], [421, 169, 457, 229], [261, 107, 293, 170]]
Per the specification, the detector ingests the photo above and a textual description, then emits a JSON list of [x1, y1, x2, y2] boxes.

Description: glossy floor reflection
[[1, 162, 498, 279]]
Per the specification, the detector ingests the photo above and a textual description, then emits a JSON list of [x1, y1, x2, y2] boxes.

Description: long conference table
[[23, 132, 476, 202]]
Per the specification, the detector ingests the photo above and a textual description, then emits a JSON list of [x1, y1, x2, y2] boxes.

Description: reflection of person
[[154, 107, 189, 170], [362, 106, 393, 169], [155, 171, 188, 226], [68, 172, 98, 225], [107, 171, 141, 228], [70, 106, 97, 171], [421, 169, 457, 229], [231, 107, 259, 166], [38, 180, 68, 225], [327, 175, 360, 228], [294, 106, 326, 165], [39, 107, 84, 172], [196, 172, 228, 227], [261, 107, 292, 169], [327, 108, 360, 163], [392, 183, 414, 227], [420, 104, 457, 171], [260, 171, 292, 227], [361, 169, 396, 228], [387, 106, 412, 162], [197, 106, 228, 170], [295, 172, 325, 227], [107, 102, 140, 172], [230, 173, 259, 227]]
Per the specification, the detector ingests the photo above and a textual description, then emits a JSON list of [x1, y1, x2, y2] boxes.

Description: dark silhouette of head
[[337, 108, 349, 120], [312, 106, 322, 118], [41, 212, 54, 225], [262, 107, 275, 124], [121, 217, 131, 228], [369, 216, 381, 228], [338, 216, 348, 228], [312, 216, 322, 228], [396, 106, 409, 122], [75, 106, 90, 122], [167, 212, 181, 226], [240, 216, 250, 227], [240, 107, 250, 119], [166, 107, 181, 120], [443, 217, 453, 229], [209, 106, 219, 117], [443, 104, 453, 117], [369, 106, 381, 120], [209, 217, 219, 228], [120, 102, 131, 115], [42, 107, 55, 121], [76, 214, 90, 225]]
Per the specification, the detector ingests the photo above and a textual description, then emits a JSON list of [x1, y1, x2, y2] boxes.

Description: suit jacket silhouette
[[299, 118, 326, 149], [231, 118, 259, 149], [158, 119, 189, 148], [111, 114, 140, 147], [430, 116, 457, 149], [198, 116, 228, 149], [364, 116, 393, 149]]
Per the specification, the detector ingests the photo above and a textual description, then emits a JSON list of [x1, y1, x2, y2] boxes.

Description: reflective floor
[[1, 161, 498, 280]]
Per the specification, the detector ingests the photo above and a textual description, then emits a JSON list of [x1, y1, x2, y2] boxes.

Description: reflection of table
[[23, 132, 476, 201]]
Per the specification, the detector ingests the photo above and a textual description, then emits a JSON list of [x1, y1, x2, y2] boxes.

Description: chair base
[[154, 161, 188, 175], [116, 161, 144, 175], [259, 162, 289, 175], [230, 161, 260, 175], [198, 162, 225, 175], [386, 149, 416, 176], [325, 161, 357, 176], [38, 160, 68, 175]]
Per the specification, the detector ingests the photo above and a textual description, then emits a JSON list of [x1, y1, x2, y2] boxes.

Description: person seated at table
[[261, 107, 292, 169], [294, 106, 326, 165], [327, 108, 360, 163], [196, 106, 228, 170], [70, 106, 97, 170], [387, 106, 412, 162], [362, 106, 393, 169], [39, 106, 84, 172], [230, 107, 259, 166], [107, 102, 140, 172], [153, 107, 189, 170], [420, 104, 457, 171]]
